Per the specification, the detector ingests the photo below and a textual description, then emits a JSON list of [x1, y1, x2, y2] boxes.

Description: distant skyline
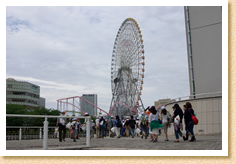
[[6, 6, 190, 113]]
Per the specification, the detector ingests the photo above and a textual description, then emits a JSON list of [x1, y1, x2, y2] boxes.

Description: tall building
[[6, 78, 40, 109], [184, 6, 222, 97], [39, 97, 46, 108], [80, 94, 97, 116]]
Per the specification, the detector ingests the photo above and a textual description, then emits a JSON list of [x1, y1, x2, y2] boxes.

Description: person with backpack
[[70, 118, 80, 142], [129, 116, 136, 138], [160, 106, 170, 141], [140, 112, 148, 139], [184, 102, 196, 142], [171, 103, 186, 142], [114, 115, 122, 138], [99, 115, 106, 138]]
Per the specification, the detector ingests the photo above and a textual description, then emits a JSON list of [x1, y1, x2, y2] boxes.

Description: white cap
[[61, 110, 66, 113], [84, 112, 89, 116], [101, 115, 103, 117], [161, 106, 166, 110], [141, 112, 144, 115], [111, 116, 113, 118], [73, 118, 77, 121], [91, 120, 93, 122]]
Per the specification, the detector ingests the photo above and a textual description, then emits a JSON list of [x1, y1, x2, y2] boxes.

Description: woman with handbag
[[171, 103, 186, 142], [184, 102, 196, 142]]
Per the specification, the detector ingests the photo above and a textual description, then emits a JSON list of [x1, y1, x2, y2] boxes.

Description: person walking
[[76, 118, 81, 139], [104, 119, 108, 137], [114, 115, 122, 138], [184, 102, 196, 142], [109, 116, 115, 138], [124, 117, 130, 137], [129, 116, 136, 138], [99, 115, 106, 138], [95, 116, 99, 139], [140, 112, 148, 139], [70, 118, 80, 142], [171, 103, 186, 142], [56, 110, 67, 142], [160, 106, 169, 141], [148, 106, 164, 142]]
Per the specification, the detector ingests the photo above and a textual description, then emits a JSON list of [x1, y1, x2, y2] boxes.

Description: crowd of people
[[56, 101, 196, 143]]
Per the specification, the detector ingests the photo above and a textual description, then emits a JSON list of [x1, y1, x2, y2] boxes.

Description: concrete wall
[[163, 96, 222, 136]]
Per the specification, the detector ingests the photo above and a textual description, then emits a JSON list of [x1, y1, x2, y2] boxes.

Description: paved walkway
[[6, 135, 222, 150]]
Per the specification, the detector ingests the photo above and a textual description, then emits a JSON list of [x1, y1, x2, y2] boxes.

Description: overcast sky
[[6, 6, 191, 113]]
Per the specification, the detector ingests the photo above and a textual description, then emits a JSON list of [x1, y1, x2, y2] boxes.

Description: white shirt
[[160, 113, 168, 123], [72, 121, 80, 130], [95, 119, 99, 127], [149, 112, 159, 122]]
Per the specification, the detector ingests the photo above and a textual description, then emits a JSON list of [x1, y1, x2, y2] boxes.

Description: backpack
[[100, 120, 105, 128], [72, 122, 76, 130], [116, 119, 122, 127], [130, 120, 135, 128], [141, 117, 148, 126]]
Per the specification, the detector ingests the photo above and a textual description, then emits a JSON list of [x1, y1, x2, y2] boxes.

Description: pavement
[[6, 134, 222, 150]]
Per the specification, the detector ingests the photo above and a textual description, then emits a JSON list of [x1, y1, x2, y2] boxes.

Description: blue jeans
[[99, 126, 105, 137], [174, 128, 183, 139], [104, 127, 107, 137], [186, 121, 194, 136], [130, 127, 135, 136]]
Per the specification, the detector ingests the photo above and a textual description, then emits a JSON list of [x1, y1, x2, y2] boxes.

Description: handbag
[[174, 115, 180, 125], [188, 109, 198, 125]]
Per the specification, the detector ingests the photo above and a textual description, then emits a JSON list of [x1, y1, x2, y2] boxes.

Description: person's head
[[111, 116, 113, 119], [101, 115, 103, 118], [116, 115, 119, 120], [183, 105, 187, 110], [185, 102, 192, 109], [131, 115, 133, 119], [96, 116, 99, 119], [61, 110, 66, 115], [84, 112, 89, 116], [172, 103, 182, 111], [161, 106, 167, 115], [149, 106, 157, 114], [141, 112, 144, 116]]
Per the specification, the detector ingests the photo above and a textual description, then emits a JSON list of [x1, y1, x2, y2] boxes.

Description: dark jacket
[[184, 108, 195, 124], [129, 119, 136, 128]]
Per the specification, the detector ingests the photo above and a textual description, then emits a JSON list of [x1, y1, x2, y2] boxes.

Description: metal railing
[[6, 114, 91, 150]]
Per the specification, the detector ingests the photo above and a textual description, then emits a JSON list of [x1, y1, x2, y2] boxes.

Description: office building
[[80, 94, 97, 116], [6, 78, 40, 109], [184, 6, 222, 97]]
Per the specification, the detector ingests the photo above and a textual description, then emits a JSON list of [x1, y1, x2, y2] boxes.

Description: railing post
[[43, 117, 48, 150], [19, 127, 22, 140], [39, 128, 42, 140], [86, 117, 91, 147]]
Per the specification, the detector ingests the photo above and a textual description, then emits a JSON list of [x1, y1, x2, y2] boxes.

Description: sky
[[5, 6, 190, 114]]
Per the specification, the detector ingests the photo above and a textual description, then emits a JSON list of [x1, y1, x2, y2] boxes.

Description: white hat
[[101, 115, 103, 117], [161, 106, 166, 110], [141, 112, 144, 115], [96, 116, 99, 118], [111, 116, 113, 118], [91, 120, 93, 122], [73, 118, 77, 120], [61, 110, 66, 113], [84, 112, 89, 116]]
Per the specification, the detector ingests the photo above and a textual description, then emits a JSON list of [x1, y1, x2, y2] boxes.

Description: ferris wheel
[[109, 18, 145, 118]]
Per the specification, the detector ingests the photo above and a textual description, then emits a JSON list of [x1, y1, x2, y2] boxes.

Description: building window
[[7, 84, 13, 88]]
